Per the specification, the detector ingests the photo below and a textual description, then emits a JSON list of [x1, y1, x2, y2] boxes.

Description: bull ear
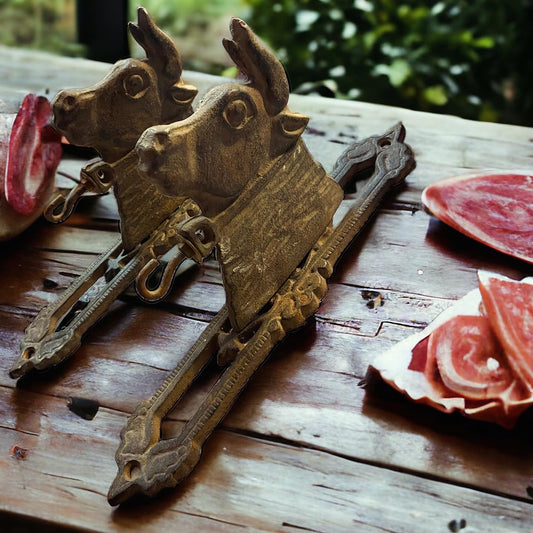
[[279, 111, 308, 137], [129, 7, 183, 84], [271, 110, 309, 156], [171, 84, 198, 106], [223, 18, 289, 116]]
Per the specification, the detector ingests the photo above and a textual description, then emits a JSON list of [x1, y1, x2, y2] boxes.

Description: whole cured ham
[[0, 94, 61, 240], [368, 272, 533, 428], [421, 171, 533, 264]]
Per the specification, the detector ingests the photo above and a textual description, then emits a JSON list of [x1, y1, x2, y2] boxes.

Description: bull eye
[[223, 99, 249, 129], [124, 73, 146, 99]]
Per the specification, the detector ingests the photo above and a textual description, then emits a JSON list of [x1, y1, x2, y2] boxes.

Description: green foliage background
[[128, 0, 243, 36], [0, 0, 84, 56], [1, 0, 531, 126], [245, 0, 533, 126]]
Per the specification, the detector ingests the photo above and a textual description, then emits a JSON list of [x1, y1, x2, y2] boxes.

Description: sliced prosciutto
[[422, 171, 533, 264], [5, 94, 62, 215], [429, 315, 514, 400], [368, 273, 533, 428], [478, 271, 533, 390]]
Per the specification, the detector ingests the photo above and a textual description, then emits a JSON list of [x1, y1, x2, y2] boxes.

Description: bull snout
[[136, 127, 172, 176], [51, 90, 78, 132]]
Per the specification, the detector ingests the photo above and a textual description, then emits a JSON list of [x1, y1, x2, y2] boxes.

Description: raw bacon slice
[[428, 315, 514, 400], [478, 271, 533, 390], [368, 276, 533, 429], [421, 171, 533, 264], [5, 94, 62, 215]]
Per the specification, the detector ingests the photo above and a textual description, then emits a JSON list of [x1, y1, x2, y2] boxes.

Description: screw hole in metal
[[124, 460, 142, 481], [21, 347, 35, 360]]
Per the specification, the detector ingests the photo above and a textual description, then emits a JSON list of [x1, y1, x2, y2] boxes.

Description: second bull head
[[136, 18, 314, 216], [50, 7, 199, 249], [53, 7, 197, 163]]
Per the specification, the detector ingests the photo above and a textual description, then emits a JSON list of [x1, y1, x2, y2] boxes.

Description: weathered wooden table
[[1, 47, 532, 532]]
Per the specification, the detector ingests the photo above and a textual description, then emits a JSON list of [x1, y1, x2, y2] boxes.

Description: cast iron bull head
[[135, 18, 311, 217], [47, 8, 199, 248], [52, 7, 197, 163], [135, 18, 344, 330]]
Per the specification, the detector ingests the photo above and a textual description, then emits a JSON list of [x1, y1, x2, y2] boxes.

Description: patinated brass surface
[[45, 6, 197, 239], [10, 198, 206, 378], [108, 121, 414, 505], [135, 19, 344, 330]]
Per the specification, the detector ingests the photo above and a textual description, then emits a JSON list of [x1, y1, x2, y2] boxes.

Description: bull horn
[[129, 7, 183, 85], [223, 18, 289, 116]]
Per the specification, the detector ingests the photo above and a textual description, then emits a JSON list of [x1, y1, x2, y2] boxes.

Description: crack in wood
[[314, 316, 381, 337], [282, 522, 323, 532], [351, 518, 392, 532], [374, 320, 425, 337], [312, 483, 357, 494], [37, 247, 102, 256], [0, 305, 36, 318], [176, 509, 247, 528], [0, 423, 39, 437], [40, 255, 90, 269], [332, 282, 460, 302], [70, 484, 108, 498]]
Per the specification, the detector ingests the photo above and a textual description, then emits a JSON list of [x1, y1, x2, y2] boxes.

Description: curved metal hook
[[135, 215, 216, 302], [44, 159, 114, 223], [135, 249, 187, 302], [44, 183, 88, 223]]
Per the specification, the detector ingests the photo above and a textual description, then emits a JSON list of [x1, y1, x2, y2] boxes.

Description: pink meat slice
[[478, 272, 533, 390], [422, 172, 533, 264], [427, 315, 515, 400], [4, 94, 62, 215]]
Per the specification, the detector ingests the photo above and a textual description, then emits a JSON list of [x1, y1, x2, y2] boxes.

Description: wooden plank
[[2, 207, 532, 505], [2, 285, 533, 505], [1, 386, 532, 532], [333, 208, 531, 299]]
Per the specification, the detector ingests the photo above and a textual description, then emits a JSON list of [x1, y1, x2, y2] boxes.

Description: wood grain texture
[[1, 48, 533, 531]]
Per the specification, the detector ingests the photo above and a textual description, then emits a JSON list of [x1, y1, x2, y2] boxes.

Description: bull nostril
[[60, 94, 76, 111]]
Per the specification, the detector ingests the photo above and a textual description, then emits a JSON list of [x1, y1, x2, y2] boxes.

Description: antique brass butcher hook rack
[[44, 157, 114, 224], [10, 10, 416, 505]]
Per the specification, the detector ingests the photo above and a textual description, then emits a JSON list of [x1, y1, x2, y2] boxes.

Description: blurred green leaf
[[221, 66, 239, 78], [388, 59, 412, 87], [473, 36, 494, 48], [423, 85, 448, 106]]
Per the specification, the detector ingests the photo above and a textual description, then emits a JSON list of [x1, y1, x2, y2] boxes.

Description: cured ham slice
[[421, 171, 533, 264], [429, 315, 514, 400], [5, 94, 62, 215], [478, 271, 533, 390], [1, 94, 61, 240], [368, 273, 533, 428]]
